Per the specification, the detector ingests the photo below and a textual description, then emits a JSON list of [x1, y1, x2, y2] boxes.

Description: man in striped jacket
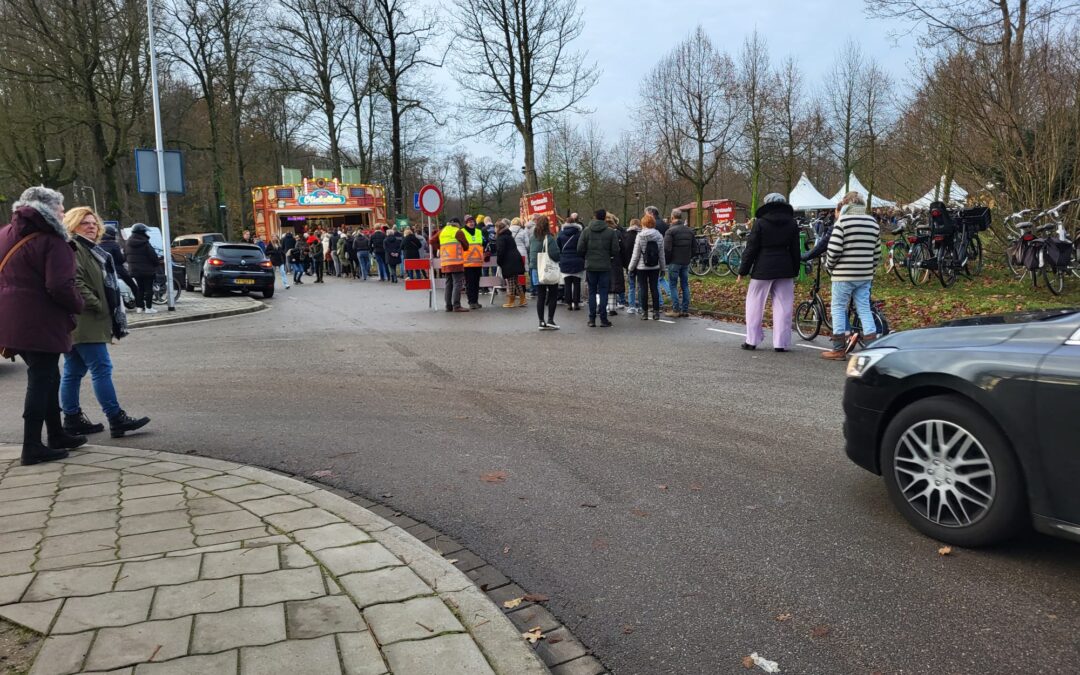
[[822, 192, 881, 360]]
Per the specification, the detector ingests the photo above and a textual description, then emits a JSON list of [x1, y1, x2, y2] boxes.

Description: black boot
[[64, 411, 105, 435], [109, 410, 151, 438], [46, 410, 87, 451], [22, 418, 70, 466]]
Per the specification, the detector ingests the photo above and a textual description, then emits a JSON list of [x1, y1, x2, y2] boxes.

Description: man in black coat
[[99, 225, 137, 293], [663, 209, 695, 317], [370, 227, 388, 280], [124, 224, 162, 314]]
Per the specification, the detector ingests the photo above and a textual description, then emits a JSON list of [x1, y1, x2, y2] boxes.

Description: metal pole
[[146, 0, 176, 311]]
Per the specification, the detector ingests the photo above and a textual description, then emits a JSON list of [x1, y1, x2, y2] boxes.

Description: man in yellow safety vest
[[461, 216, 486, 309], [438, 217, 471, 312]]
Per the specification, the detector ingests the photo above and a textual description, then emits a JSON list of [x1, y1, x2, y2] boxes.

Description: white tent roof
[[788, 173, 836, 211], [830, 173, 897, 209], [907, 177, 968, 210]]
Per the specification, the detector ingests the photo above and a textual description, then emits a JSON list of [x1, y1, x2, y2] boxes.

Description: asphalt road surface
[[3, 277, 1078, 674]]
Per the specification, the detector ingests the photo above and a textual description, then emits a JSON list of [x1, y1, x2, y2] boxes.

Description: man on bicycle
[[821, 192, 881, 360]]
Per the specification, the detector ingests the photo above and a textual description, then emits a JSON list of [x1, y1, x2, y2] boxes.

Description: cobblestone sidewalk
[[0, 444, 546, 675], [127, 295, 265, 329]]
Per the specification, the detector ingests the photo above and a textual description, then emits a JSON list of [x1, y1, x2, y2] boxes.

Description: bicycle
[[720, 226, 749, 276], [927, 203, 985, 288], [1008, 199, 1079, 293], [794, 257, 890, 346], [705, 227, 747, 277], [882, 220, 910, 282]]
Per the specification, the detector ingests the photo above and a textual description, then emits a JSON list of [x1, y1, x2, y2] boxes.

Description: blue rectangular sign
[[413, 192, 420, 211]]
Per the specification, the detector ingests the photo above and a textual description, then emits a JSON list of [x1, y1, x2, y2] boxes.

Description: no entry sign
[[418, 184, 444, 216]]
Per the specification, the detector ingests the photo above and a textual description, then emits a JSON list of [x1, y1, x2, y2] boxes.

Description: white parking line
[[708, 326, 830, 351], [707, 328, 744, 337], [795, 343, 830, 351], [659, 319, 677, 324]]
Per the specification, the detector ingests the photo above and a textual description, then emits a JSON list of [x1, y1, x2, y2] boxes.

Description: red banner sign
[[711, 201, 736, 225], [523, 190, 556, 219]]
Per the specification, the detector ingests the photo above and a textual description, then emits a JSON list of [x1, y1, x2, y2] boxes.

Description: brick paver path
[[0, 444, 545, 675]]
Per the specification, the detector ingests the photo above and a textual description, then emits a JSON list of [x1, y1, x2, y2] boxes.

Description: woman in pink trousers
[[737, 193, 802, 352]]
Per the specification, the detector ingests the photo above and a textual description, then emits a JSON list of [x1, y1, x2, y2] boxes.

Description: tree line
[[0, 0, 1076, 237]]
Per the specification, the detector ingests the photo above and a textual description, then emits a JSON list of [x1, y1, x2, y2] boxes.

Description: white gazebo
[[830, 173, 897, 209], [788, 173, 836, 211], [907, 177, 969, 210]]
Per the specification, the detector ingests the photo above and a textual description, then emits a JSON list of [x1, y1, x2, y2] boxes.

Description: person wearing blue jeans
[[830, 279, 876, 341], [357, 251, 372, 280], [667, 263, 690, 314], [821, 193, 881, 359]]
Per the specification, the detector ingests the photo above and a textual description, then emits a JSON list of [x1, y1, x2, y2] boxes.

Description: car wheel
[[262, 287, 274, 299], [201, 281, 214, 297], [880, 395, 1026, 547]]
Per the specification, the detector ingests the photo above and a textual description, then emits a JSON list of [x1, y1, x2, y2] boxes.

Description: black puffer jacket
[[664, 221, 695, 266], [495, 229, 525, 276], [370, 230, 386, 253], [738, 202, 801, 280], [124, 229, 161, 277]]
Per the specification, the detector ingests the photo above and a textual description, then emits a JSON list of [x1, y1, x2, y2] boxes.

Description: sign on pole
[[710, 200, 736, 226], [135, 149, 186, 195], [413, 192, 420, 211], [418, 184, 444, 217], [521, 189, 557, 222]]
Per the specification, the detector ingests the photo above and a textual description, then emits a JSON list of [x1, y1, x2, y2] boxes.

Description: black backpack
[[644, 238, 660, 267]]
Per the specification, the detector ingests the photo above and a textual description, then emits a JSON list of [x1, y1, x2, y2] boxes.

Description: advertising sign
[[522, 190, 556, 219], [711, 200, 736, 225], [298, 188, 347, 206]]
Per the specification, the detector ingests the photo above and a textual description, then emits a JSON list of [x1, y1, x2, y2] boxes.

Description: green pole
[[798, 231, 807, 282]]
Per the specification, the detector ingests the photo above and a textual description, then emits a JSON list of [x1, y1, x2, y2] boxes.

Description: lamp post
[[79, 185, 98, 215], [219, 204, 228, 238], [634, 191, 642, 217], [145, 0, 176, 310]]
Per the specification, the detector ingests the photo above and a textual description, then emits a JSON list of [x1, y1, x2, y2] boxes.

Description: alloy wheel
[[893, 420, 996, 528]]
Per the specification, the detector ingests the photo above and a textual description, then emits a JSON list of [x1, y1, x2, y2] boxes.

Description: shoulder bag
[[537, 237, 562, 285]]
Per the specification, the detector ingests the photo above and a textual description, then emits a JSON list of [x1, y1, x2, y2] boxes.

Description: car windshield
[[215, 245, 264, 260]]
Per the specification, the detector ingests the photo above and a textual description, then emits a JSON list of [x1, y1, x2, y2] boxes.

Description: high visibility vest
[[439, 226, 464, 267], [463, 228, 485, 267]]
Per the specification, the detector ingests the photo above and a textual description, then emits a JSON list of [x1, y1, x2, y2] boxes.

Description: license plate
[[234, 279, 255, 285]]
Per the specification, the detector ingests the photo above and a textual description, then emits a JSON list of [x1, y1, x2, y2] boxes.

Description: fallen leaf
[[502, 545, 511, 555], [522, 627, 544, 644], [622, 624, 635, 634], [523, 592, 549, 602], [657, 484, 668, 490], [689, 481, 703, 491], [742, 655, 755, 669], [311, 470, 335, 479], [938, 546, 953, 556], [810, 625, 831, 638], [547, 637, 563, 645], [481, 471, 508, 483], [503, 598, 523, 609], [445, 558, 459, 564], [775, 613, 792, 622], [630, 508, 649, 517]]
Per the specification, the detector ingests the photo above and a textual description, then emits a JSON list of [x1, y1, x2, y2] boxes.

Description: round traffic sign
[[418, 184, 444, 216]]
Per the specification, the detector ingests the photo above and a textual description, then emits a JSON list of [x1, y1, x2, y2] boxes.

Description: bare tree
[[609, 132, 641, 225], [772, 57, 808, 196], [858, 61, 893, 209], [542, 119, 584, 215], [739, 31, 772, 212], [338, 0, 443, 216], [825, 40, 863, 192], [640, 26, 739, 227], [337, 28, 380, 184], [452, 151, 471, 217], [449, 0, 598, 192]]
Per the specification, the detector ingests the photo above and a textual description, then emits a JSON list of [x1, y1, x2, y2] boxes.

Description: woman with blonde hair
[[60, 207, 150, 439]]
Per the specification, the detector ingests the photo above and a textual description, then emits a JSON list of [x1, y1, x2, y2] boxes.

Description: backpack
[[644, 238, 660, 267]]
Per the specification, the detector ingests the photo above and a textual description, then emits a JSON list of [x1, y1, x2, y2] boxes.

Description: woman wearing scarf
[[60, 207, 151, 439]]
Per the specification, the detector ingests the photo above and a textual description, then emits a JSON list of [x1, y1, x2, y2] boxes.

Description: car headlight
[[846, 348, 896, 378]]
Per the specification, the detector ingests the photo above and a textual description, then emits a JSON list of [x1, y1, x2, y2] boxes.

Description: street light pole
[[145, 0, 176, 311]]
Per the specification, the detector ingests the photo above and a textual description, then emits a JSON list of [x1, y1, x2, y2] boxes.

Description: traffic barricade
[[404, 257, 528, 308]]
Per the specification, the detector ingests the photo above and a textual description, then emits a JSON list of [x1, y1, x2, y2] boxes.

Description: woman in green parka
[[60, 207, 150, 439]]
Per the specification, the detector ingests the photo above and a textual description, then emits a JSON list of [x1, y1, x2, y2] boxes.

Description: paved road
[[3, 277, 1078, 674]]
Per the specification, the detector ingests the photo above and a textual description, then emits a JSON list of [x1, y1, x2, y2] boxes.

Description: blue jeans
[[586, 271, 611, 320], [667, 263, 690, 313], [530, 268, 539, 294], [626, 271, 638, 309], [61, 343, 120, 419], [831, 280, 875, 337], [374, 253, 389, 280], [357, 252, 371, 280], [277, 264, 289, 286]]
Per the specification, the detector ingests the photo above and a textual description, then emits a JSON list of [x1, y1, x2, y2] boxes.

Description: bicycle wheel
[[711, 248, 731, 276], [725, 246, 743, 276], [965, 235, 983, 276], [689, 254, 710, 276], [873, 308, 890, 337], [937, 245, 957, 288], [795, 300, 821, 341], [890, 241, 909, 282], [908, 243, 933, 286], [1043, 265, 1065, 295]]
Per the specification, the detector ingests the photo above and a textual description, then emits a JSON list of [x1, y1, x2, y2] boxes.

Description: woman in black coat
[[402, 228, 423, 279], [123, 223, 162, 313], [495, 220, 526, 308], [736, 194, 801, 351]]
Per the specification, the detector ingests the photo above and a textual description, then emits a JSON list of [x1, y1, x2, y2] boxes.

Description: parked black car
[[843, 309, 1080, 546], [184, 242, 275, 298]]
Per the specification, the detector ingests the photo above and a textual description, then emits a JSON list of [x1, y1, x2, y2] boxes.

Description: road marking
[[795, 343, 830, 351], [659, 319, 676, 324], [707, 328, 744, 336], [708, 326, 830, 351]]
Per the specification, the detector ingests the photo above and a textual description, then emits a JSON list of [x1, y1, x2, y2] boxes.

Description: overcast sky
[[431, 0, 917, 162]]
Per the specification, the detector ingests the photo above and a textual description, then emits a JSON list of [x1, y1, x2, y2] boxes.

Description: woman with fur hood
[[0, 186, 87, 465]]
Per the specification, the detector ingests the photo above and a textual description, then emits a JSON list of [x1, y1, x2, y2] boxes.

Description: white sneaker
[[136, 308, 144, 314], [546, 321, 560, 330], [143, 308, 158, 314]]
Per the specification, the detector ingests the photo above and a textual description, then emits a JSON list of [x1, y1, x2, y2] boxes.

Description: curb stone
[[0, 443, 550, 674], [128, 297, 266, 329]]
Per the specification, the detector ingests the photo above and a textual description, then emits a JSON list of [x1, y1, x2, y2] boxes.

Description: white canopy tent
[[788, 173, 836, 211], [830, 173, 897, 209], [907, 177, 969, 210]]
